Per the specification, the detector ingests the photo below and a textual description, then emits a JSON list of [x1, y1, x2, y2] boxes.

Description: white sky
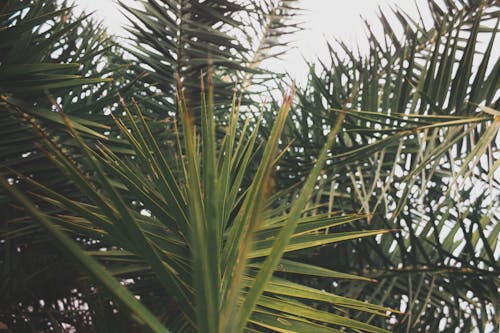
[[74, 0, 429, 82]]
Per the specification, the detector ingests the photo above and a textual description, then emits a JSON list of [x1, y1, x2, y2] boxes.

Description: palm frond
[[121, 0, 301, 118], [280, 1, 499, 330], [2, 79, 399, 331], [0, 1, 134, 330]]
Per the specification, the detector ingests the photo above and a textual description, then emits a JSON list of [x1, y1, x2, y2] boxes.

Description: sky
[[74, 0, 429, 82]]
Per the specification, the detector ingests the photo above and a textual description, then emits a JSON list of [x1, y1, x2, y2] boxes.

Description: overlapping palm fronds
[[280, 0, 499, 331], [121, 0, 301, 118], [2, 73, 401, 331], [0, 0, 132, 197], [0, 1, 132, 330], [1, 0, 498, 331]]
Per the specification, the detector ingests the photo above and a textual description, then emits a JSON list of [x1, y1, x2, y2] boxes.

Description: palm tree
[[1, 1, 395, 332], [278, 0, 499, 331], [120, 0, 301, 118], [0, 0, 133, 330], [0, 0, 498, 332]]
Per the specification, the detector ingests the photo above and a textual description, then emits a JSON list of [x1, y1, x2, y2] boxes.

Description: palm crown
[[0, 0, 498, 332]]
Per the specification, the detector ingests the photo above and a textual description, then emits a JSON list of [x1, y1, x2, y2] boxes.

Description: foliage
[[280, 0, 500, 331], [0, 0, 131, 330], [2, 78, 400, 332], [0, 0, 498, 332], [121, 0, 301, 118], [1, 1, 394, 332]]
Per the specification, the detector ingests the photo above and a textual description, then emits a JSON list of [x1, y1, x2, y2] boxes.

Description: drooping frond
[[0, 1, 132, 330]]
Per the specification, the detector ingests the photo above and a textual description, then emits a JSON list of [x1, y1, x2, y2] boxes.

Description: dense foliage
[[0, 0, 498, 332]]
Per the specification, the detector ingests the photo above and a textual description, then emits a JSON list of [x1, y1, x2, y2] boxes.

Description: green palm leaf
[[2, 79, 398, 331], [281, 1, 499, 330]]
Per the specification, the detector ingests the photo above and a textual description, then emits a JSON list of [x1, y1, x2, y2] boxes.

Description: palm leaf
[[280, 1, 499, 330], [2, 80, 398, 331]]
